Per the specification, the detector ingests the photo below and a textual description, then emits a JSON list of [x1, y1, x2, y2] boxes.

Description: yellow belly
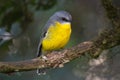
[[42, 22, 71, 51]]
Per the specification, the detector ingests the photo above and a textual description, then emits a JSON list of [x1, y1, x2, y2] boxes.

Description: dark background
[[0, 0, 120, 80]]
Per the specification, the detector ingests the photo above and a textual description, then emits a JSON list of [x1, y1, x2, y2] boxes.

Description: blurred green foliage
[[0, 0, 57, 31]]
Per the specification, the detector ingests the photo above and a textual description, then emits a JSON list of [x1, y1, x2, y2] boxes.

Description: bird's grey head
[[50, 11, 72, 23]]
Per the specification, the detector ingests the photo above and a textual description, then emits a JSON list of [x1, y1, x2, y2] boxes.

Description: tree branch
[[90, 0, 120, 57], [0, 41, 93, 73], [0, 0, 120, 74]]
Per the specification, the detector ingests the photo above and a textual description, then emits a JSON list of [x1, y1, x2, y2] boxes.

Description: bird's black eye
[[61, 17, 69, 22]]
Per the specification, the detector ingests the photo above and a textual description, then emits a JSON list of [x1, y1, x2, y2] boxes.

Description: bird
[[36, 10, 72, 75], [0, 28, 13, 46]]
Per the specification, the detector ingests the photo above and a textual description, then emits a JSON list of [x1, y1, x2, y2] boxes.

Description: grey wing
[[36, 19, 53, 57]]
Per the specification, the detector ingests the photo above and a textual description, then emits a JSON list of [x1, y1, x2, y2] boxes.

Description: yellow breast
[[42, 22, 71, 51]]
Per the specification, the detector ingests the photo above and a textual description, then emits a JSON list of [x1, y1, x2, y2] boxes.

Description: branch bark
[[0, 0, 120, 74], [89, 0, 120, 57], [0, 41, 93, 73]]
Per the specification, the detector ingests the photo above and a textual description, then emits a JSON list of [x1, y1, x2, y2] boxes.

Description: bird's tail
[[37, 68, 46, 75], [36, 44, 46, 75], [37, 44, 42, 57]]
